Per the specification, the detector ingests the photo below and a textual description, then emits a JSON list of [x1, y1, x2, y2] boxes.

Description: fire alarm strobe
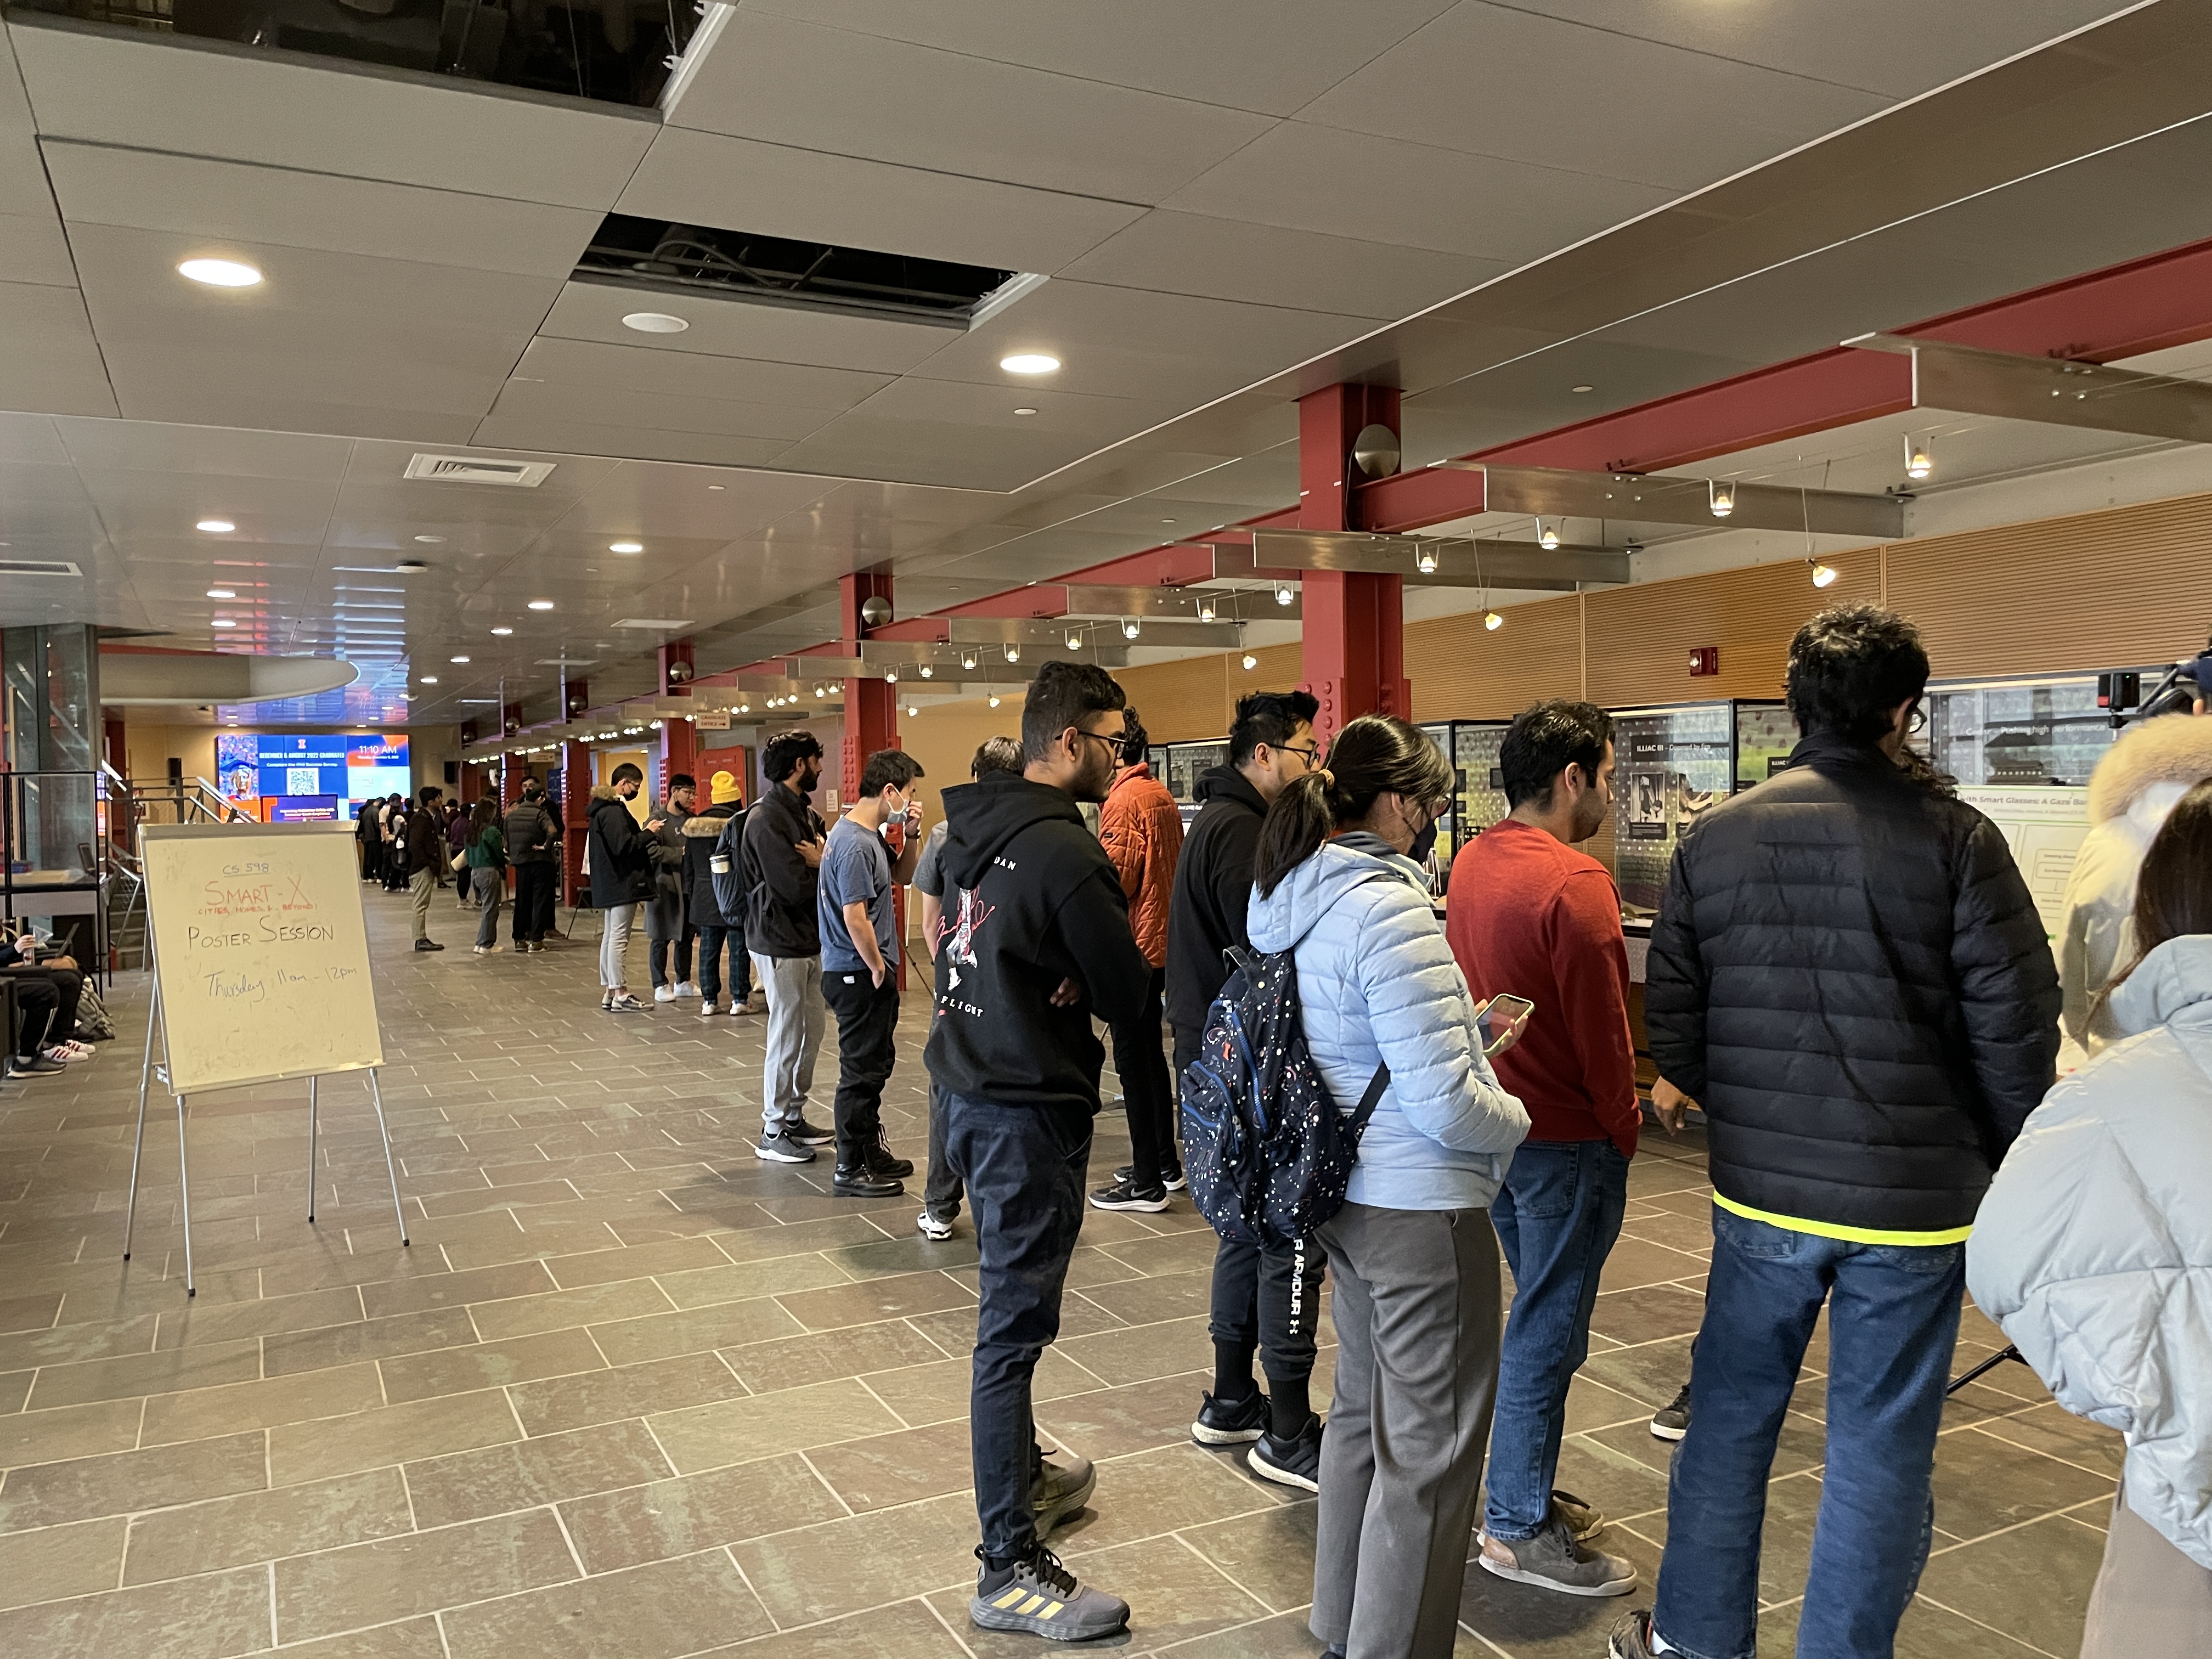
[[1689, 646, 1721, 677]]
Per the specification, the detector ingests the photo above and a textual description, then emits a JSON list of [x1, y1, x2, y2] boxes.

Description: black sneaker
[[1113, 1161, 1187, 1193], [754, 1126, 816, 1164], [970, 1544, 1128, 1641], [1088, 1177, 1169, 1213], [832, 1164, 902, 1198], [1650, 1383, 1691, 1442], [1190, 1389, 1268, 1446], [413, 939, 443, 952], [1031, 1450, 1094, 1542], [1608, 1610, 1663, 1659], [1247, 1414, 1323, 1492], [787, 1117, 835, 1146], [867, 1138, 915, 1180], [8, 1054, 65, 1075]]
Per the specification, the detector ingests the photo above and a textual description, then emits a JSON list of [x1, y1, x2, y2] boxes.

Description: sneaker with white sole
[[1650, 1383, 1691, 1442], [605, 992, 647, 1011], [969, 1544, 1128, 1641], [917, 1209, 955, 1242], [1246, 1414, 1323, 1491], [1477, 1517, 1638, 1597], [1607, 1610, 1663, 1659], [673, 980, 698, 999], [40, 1045, 91, 1064], [652, 984, 676, 1003], [1190, 1389, 1268, 1446], [1552, 1488, 1606, 1543], [1088, 1177, 1168, 1213], [1112, 1160, 1187, 1192], [699, 999, 719, 1018], [755, 1126, 817, 1164]]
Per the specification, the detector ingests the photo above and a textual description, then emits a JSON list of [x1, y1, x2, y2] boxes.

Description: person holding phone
[[817, 748, 926, 1197], [1445, 699, 1642, 1599]]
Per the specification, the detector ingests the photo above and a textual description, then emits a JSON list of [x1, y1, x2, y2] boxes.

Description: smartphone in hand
[[1476, 993, 1534, 1057]]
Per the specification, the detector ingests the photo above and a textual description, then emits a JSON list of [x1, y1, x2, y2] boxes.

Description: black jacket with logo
[[923, 773, 1154, 1118], [1163, 764, 1269, 1039], [1645, 731, 2061, 1235], [741, 781, 826, 958]]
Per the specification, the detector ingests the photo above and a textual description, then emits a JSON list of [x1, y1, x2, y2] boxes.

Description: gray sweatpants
[[752, 951, 825, 1130], [599, 902, 638, 989], [1311, 1200, 1503, 1659]]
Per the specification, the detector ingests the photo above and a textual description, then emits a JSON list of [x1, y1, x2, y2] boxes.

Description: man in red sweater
[[1446, 699, 1641, 1599]]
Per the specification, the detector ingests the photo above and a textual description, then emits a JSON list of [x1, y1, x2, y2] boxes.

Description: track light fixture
[[906, 704, 919, 718], [919, 663, 933, 679], [1538, 520, 1560, 551], [1066, 627, 1084, 651], [1416, 544, 1438, 574], [1904, 434, 1933, 481], [884, 666, 898, 683], [1484, 610, 1504, 631], [1003, 643, 1021, 663], [988, 693, 1002, 708], [1242, 653, 1258, 671], [1196, 595, 1217, 623], [1121, 618, 1141, 640], [961, 650, 980, 671], [1275, 584, 1294, 606], [1708, 479, 1736, 518], [1810, 561, 1840, 589]]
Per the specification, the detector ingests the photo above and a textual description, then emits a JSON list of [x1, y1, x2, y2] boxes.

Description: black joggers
[[821, 969, 899, 1169], [1111, 966, 1177, 1190]]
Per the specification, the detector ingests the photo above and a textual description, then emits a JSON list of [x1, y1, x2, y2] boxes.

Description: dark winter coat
[[503, 797, 560, 865], [585, 787, 657, 910], [1645, 730, 2062, 1236], [1163, 765, 1269, 1038], [681, 802, 744, 928], [741, 781, 827, 958]]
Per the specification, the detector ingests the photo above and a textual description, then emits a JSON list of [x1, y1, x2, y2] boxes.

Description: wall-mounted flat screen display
[[216, 733, 411, 805]]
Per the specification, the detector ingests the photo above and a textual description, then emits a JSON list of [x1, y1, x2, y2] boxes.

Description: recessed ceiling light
[[179, 258, 261, 288], [1000, 353, 1060, 375], [205, 588, 235, 599], [196, 518, 235, 533], [527, 599, 555, 611], [1571, 384, 1595, 394], [1013, 407, 1039, 416], [707, 484, 725, 491], [490, 627, 514, 636], [414, 534, 445, 544], [623, 312, 689, 334], [609, 541, 644, 554], [450, 655, 470, 664], [420, 675, 438, 684], [211, 618, 236, 628]]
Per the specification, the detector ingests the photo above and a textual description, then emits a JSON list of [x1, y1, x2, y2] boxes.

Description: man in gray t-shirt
[[816, 749, 924, 1195]]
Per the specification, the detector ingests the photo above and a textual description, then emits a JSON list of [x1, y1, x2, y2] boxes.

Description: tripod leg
[[124, 975, 160, 1261], [306, 1075, 319, 1223], [1946, 1343, 2022, 1396], [366, 1069, 409, 1247], [176, 1093, 195, 1297]]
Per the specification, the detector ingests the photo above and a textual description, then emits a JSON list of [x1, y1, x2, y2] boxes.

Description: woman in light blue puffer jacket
[[1247, 714, 1530, 1659], [1970, 779, 2212, 1656]]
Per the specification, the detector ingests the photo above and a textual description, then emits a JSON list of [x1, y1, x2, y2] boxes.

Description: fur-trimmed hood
[[2088, 714, 2212, 825]]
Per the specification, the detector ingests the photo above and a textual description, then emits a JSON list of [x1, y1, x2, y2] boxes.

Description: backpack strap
[[1350, 1063, 1391, 1131]]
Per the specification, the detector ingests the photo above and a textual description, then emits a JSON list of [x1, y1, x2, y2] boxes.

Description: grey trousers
[[599, 902, 638, 988], [1312, 1200, 1503, 1659], [753, 951, 825, 1129]]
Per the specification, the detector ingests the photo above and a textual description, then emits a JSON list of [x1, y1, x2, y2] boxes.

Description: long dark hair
[[1254, 714, 1452, 898], [464, 795, 498, 849]]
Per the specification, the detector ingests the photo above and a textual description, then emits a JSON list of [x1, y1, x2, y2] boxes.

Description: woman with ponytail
[[1247, 714, 1530, 1659]]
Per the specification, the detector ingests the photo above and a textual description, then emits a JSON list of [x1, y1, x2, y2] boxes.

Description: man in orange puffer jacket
[[1090, 708, 1188, 1211]]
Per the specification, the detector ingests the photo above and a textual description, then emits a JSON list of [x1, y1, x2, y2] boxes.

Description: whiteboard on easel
[[139, 820, 383, 1095]]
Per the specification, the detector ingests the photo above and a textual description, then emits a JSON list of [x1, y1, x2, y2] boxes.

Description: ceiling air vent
[[403, 454, 556, 487], [0, 558, 82, 577], [574, 212, 1039, 329], [611, 618, 695, 631]]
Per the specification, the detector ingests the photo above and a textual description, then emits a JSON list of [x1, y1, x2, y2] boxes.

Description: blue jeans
[[695, 922, 750, 1006], [940, 1090, 1090, 1560], [1485, 1138, 1629, 1539], [1654, 1207, 1964, 1659]]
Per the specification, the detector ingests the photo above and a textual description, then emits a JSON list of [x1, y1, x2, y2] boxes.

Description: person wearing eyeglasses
[[1615, 604, 2061, 1659]]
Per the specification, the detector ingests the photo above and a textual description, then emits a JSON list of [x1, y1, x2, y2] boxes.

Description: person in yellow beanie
[[681, 767, 759, 1017]]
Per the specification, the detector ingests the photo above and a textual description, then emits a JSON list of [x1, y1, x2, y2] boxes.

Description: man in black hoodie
[[928, 661, 1154, 1643], [1161, 690, 1334, 1487], [742, 731, 835, 1163]]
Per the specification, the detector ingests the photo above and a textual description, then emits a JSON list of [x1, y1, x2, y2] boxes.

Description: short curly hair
[[1785, 604, 1930, 743]]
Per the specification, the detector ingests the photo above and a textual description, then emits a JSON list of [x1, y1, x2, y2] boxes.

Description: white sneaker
[[673, 980, 698, 999], [41, 1044, 91, 1064], [652, 984, 676, 1003], [472, 944, 500, 955], [917, 1209, 954, 1241]]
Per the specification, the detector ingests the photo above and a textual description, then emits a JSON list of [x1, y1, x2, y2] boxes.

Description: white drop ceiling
[[0, 0, 2205, 731]]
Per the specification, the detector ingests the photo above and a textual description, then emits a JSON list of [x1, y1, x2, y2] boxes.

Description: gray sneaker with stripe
[[969, 1545, 1129, 1641]]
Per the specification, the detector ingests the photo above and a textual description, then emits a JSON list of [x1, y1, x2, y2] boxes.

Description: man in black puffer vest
[[1613, 604, 2059, 1659]]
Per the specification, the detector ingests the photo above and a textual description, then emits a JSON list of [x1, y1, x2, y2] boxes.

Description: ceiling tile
[[42, 141, 601, 278], [486, 379, 839, 445], [618, 127, 1141, 274], [468, 415, 794, 471], [538, 279, 956, 375], [665, 10, 1275, 204], [1163, 120, 1675, 262], [510, 336, 892, 413], [9, 18, 655, 210], [54, 418, 353, 482], [0, 278, 116, 416], [0, 207, 75, 286], [1301, 4, 1885, 194], [1060, 208, 1504, 319]]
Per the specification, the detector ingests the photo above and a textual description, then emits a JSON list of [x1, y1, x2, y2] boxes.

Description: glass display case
[[1418, 720, 1513, 893], [1918, 673, 2125, 787], [1608, 699, 1796, 914], [1147, 739, 1231, 830]]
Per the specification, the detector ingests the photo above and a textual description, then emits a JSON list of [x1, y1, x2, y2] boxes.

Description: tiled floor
[[0, 888, 2115, 1657]]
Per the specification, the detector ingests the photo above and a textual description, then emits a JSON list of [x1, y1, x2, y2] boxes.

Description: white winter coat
[[1967, 934, 2212, 1568], [1245, 833, 1528, 1211], [2058, 714, 2212, 1059]]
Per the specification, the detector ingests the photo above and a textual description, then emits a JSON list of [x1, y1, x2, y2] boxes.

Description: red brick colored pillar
[[1296, 383, 1411, 748]]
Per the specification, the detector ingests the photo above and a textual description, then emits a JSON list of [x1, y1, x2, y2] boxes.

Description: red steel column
[[658, 639, 698, 786], [558, 675, 590, 912], [1296, 384, 1411, 747], [839, 572, 899, 799]]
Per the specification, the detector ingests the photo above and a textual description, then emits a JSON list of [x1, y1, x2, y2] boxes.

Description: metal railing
[[126, 776, 260, 828]]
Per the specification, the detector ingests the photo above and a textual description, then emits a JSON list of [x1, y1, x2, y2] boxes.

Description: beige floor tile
[[1045, 1443, 1286, 1553], [587, 1293, 806, 1367], [1180, 1503, 1321, 1613], [404, 1419, 673, 1528], [559, 1449, 848, 1572], [273, 1507, 578, 1643], [1036, 1369, 1215, 1460], [648, 1251, 855, 1311], [0, 1396, 143, 1469], [542, 1235, 731, 1289], [268, 1389, 521, 1487], [358, 1260, 558, 1320], [0, 1514, 128, 1610], [719, 1319, 950, 1396], [139, 1361, 385, 1445], [507, 1350, 741, 1437], [442, 1545, 773, 1659], [693, 1599, 971, 1659], [862, 1346, 1104, 1429], [0, 1562, 269, 1655], [376, 1325, 605, 1404], [775, 1269, 977, 1333], [123, 1466, 413, 1584], [732, 1489, 982, 1626], [696, 1212, 894, 1265], [1056, 1313, 1214, 1387], [263, 1306, 479, 1376], [264, 1616, 448, 1658], [0, 1429, 267, 1530], [0, 1312, 160, 1372], [807, 1418, 984, 1513], [23, 1336, 261, 1410], [464, 1277, 675, 1342], [647, 1375, 905, 1474], [151, 1286, 366, 1350]]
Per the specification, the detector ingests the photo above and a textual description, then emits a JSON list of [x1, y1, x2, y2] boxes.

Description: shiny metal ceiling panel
[[738, 0, 1457, 116], [1499, 0, 2137, 100], [842, 374, 1189, 444], [0, 280, 116, 417], [509, 337, 894, 414], [619, 127, 1141, 274], [69, 470, 341, 544], [8, 18, 656, 211], [41, 142, 601, 279], [1059, 210, 1505, 320], [1304, 3, 1886, 194], [484, 380, 837, 445], [768, 420, 1121, 493], [537, 280, 953, 376], [665, 9, 1276, 204], [1163, 120, 1675, 263], [55, 418, 352, 482]]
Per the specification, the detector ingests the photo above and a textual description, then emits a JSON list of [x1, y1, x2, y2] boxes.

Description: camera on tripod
[[2101, 633, 2212, 727]]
